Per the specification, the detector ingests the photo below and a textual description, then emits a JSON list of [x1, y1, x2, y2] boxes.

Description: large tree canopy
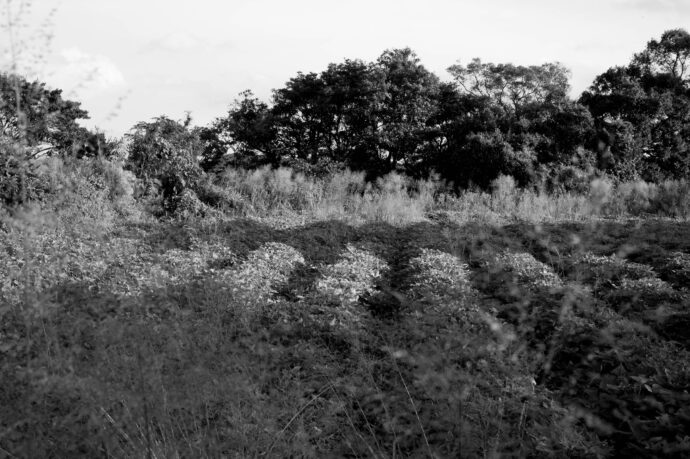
[[203, 52, 594, 188]]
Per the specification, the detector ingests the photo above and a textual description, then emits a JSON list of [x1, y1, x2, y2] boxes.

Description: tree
[[208, 50, 597, 187], [580, 29, 690, 179], [633, 28, 690, 81], [317, 59, 382, 167], [524, 99, 594, 164], [198, 91, 277, 172], [372, 48, 443, 174], [1, 73, 95, 207], [447, 59, 570, 116], [435, 130, 536, 189], [271, 72, 329, 163], [210, 50, 444, 177], [447, 60, 588, 159], [435, 58, 591, 188], [269, 59, 383, 170], [0, 73, 90, 154]]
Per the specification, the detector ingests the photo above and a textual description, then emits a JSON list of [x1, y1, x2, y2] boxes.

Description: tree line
[[2, 29, 690, 209]]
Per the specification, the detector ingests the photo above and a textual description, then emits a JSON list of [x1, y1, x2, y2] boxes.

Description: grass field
[[2, 195, 689, 458]]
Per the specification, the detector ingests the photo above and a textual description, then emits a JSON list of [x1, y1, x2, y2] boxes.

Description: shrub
[[126, 116, 204, 213], [174, 188, 209, 219], [0, 141, 45, 207], [540, 163, 594, 194]]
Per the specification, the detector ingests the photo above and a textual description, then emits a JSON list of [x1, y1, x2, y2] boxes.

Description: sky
[[1, 0, 689, 136]]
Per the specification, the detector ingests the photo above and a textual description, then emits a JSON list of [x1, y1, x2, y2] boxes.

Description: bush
[[539, 162, 595, 194], [126, 116, 205, 213], [0, 141, 45, 207], [174, 188, 210, 219]]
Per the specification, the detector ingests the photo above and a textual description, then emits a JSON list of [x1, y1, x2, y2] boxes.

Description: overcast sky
[[2, 0, 689, 136]]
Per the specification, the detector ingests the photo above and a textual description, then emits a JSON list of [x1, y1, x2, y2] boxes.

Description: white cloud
[[52, 47, 126, 91]]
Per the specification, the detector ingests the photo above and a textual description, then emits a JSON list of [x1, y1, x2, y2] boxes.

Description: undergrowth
[[2, 158, 690, 458]]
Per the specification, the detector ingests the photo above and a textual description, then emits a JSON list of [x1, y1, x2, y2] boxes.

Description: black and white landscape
[[2, 1, 690, 457]]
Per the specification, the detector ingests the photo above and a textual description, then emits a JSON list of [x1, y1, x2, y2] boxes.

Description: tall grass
[[599, 178, 690, 219], [437, 175, 593, 224], [203, 168, 690, 224], [8, 156, 688, 228], [211, 166, 439, 224]]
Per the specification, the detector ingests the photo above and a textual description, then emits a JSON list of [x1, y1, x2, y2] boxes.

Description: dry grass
[[196, 168, 690, 229], [210, 167, 438, 225]]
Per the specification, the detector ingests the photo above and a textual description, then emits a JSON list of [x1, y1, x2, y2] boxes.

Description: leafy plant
[[126, 115, 204, 213]]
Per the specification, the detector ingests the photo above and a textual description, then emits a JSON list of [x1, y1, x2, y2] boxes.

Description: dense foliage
[[580, 28, 690, 181], [125, 115, 204, 212], [0, 72, 94, 154], [0, 73, 119, 206], [192, 30, 690, 190]]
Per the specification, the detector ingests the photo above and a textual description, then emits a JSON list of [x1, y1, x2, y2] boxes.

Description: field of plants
[[3, 3, 690, 456], [2, 181, 689, 457]]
